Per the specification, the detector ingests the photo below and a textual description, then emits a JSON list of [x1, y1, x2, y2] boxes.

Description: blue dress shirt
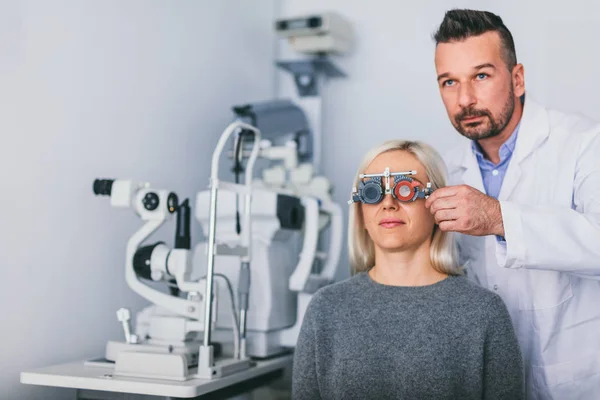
[[471, 123, 520, 199]]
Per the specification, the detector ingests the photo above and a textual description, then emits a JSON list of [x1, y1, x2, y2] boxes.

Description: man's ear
[[512, 63, 525, 98]]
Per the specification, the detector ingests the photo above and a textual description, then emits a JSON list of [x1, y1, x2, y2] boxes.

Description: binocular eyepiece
[[93, 179, 115, 196]]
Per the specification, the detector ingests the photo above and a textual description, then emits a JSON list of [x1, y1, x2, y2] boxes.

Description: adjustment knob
[[142, 192, 160, 211], [167, 192, 179, 214]]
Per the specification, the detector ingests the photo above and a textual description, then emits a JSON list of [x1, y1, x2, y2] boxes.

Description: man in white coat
[[427, 9, 600, 400]]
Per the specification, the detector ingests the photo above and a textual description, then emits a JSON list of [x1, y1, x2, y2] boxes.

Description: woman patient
[[292, 140, 524, 400]]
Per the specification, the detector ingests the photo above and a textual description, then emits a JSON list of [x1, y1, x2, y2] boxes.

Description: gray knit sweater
[[292, 272, 524, 400]]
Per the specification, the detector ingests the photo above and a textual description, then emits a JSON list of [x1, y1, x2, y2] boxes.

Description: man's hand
[[424, 184, 505, 237]]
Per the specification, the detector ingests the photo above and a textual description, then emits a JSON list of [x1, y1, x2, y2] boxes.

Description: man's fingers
[[429, 197, 457, 215], [425, 186, 460, 208], [438, 220, 460, 232], [433, 209, 458, 225]]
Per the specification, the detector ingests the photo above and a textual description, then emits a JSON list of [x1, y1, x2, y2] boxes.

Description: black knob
[[93, 179, 114, 196], [167, 193, 179, 214], [142, 192, 160, 211]]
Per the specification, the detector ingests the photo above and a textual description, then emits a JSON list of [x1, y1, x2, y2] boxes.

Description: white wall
[[0, 1, 277, 399], [276, 0, 600, 281], [483, 2, 600, 121]]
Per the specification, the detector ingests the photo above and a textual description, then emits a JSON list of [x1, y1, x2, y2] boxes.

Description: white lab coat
[[444, 96, 600, 400]]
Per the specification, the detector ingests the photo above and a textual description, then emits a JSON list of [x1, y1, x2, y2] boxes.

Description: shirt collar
[[471, 122, 520, 164]]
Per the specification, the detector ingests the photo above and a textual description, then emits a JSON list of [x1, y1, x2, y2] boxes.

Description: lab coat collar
[[457, 95, 550, 199], [510, 96, 550, 165]]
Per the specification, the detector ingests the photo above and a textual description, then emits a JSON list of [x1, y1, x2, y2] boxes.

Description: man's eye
[[476, 73, 488, 80], [443, 79, 455, 87]]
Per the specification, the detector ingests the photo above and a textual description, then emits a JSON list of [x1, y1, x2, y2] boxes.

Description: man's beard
[[452, 89, 515, 141]]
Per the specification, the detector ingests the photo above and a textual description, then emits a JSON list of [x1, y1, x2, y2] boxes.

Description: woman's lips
[[379, 219, 405, 228]]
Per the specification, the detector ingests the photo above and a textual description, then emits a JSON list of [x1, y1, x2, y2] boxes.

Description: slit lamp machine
[[91, 117, 343, 382], [20, 11, 353, 399]]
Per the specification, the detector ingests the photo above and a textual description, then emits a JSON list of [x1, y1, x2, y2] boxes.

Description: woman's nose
[[381, 193, 398, 210]]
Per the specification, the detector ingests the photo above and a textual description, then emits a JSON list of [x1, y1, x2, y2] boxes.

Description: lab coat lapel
[[459, 145, 486, 194], [498, 158, 521, 201], [498, 97, 550, 201]]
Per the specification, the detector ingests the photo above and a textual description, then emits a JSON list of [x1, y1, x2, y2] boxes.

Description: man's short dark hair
[[433, 9, 517, 70]]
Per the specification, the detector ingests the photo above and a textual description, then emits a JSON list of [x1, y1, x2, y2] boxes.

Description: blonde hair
[[348, 140, 461, 276]]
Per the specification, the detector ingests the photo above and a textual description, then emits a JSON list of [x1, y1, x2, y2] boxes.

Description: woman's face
[[360, 150, 436, 253]]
